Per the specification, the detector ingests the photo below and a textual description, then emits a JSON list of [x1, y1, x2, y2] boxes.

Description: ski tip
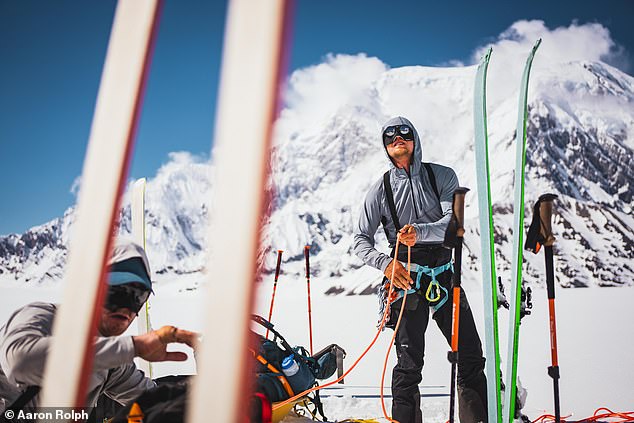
[[479, 47, 493, 64], [133, 178, 147, 188]]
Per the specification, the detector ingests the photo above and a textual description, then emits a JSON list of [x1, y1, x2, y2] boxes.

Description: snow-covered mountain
[[0, 152, 212, 286], [1, 58, 633, 293]]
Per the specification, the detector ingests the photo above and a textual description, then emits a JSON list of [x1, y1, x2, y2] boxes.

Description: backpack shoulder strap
[[382, 171, 401, 232], [423, 162, 440, 202], [6, 385, 40, 413]]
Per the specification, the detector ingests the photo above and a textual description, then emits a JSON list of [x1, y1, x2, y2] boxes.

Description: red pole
[[304, 245, 313, 355], [527, 193, 560, 422], [266, 250, 284, 339], [545, 245, 561, 423]]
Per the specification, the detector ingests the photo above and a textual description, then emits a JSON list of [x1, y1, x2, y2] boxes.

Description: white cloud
[[70, 176, 81, 197], [277, 20, 630, 131], [470, 20, 630, 106], [281, 53, 388, 130], [474, 20, 620, 64]]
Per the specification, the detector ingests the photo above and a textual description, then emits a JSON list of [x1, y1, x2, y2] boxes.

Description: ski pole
[[266, 249, 284, 339], [443, 187, 470, 423], [525, 193, 560, 423], [304, 245, 313, 355]]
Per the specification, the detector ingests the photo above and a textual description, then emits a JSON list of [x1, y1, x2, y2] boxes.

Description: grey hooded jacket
[[0, 302, 155, 413], [352, 116, 459, 272]]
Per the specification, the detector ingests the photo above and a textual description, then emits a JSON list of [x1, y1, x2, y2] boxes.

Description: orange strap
[[450, 286, 461, 352], [548, 298, 558, 366], [250, 348, 295, 398]]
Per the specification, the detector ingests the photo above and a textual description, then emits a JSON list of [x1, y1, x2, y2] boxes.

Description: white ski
[[132, 177, 153, 377], [186, 0, 290, 422], [40, 0, 162, 410]]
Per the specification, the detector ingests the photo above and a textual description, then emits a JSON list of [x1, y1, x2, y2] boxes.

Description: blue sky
[[1, 0, 632, 235]]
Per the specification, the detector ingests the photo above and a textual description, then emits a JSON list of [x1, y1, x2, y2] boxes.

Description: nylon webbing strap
[[380, 216, 390, 240], [336, 347, 345, 384], [382, 164, 439, 243], [383, 171, 402, 232], [525, 200, 544, 253], [423, 162, 440, 202], [5, 386, 41, 415]]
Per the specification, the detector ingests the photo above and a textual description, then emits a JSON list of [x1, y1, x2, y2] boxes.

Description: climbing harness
[[397, 260, 453, 311]]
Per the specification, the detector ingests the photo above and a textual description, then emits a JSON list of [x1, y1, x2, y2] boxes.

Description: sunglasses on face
[[383, 125, 414, 146], [105, 283, 151, 314]]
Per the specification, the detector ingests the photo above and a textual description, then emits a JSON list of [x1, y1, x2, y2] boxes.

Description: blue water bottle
[[281, 354, 314, 393]]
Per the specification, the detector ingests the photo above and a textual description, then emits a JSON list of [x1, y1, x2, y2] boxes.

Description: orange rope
[[531, 413, 573, 423], [379, 240, 410, 423], [272, 235, 405, 413], [531, 408, 634, 423]]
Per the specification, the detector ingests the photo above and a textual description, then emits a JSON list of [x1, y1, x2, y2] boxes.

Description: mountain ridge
[[1, 59, 632, 292]]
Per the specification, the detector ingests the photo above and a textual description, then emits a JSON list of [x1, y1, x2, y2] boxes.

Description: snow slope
[[0, 278, 631, 421]]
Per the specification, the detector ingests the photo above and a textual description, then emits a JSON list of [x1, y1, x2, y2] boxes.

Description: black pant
[[389, 248, 488, 423]]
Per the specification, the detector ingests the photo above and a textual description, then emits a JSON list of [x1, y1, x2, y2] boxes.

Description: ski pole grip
[[274, 250, 283, 281], [452, 187, 470, 237], [538, 193, 558, 247], [304, 245, 310, 279]]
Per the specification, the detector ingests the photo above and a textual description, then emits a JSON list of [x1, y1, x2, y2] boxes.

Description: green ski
[[503, 38, 542, 423]]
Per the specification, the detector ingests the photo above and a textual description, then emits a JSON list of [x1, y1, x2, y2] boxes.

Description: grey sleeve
[[352, 180, 393, 272], [102, 364, 156, 406], [92, 336, 136, 371], [0, 303, 54, 386], [0, 303, 137, 386], [413, 166, 459, 243]]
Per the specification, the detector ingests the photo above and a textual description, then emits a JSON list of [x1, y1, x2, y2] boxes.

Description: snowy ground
[[251, 279, 634, 422], [0, 276, 632, 422]]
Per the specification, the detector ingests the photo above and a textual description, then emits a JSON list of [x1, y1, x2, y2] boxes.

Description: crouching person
[[0, 240, 198, 414]]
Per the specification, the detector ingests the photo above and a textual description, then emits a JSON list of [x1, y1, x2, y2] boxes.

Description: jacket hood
[[381, 116, 423, 176], [107, 239, 152, 290]]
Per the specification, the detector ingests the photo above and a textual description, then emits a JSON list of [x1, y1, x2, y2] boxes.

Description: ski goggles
[[382, 125, 414, 146], [105, 283, 151, 314]]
